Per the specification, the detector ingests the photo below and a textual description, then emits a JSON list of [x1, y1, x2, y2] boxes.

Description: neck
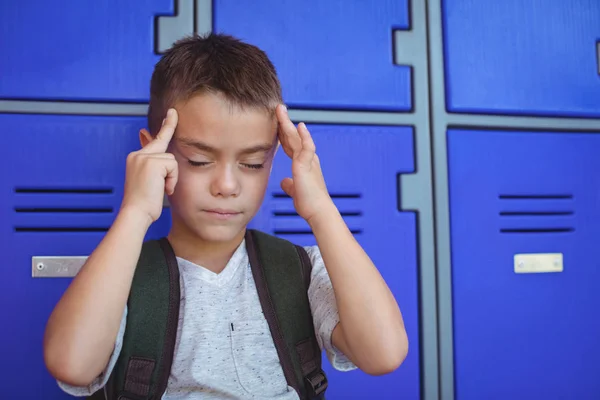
[[166, 220, 246, 274]]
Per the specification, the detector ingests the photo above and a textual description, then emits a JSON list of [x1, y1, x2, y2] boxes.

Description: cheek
[[172, 167, 207, 199], [244, 172, 271, 201]]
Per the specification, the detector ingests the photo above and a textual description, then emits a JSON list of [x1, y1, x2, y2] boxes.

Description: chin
[[192, 224, 246, 244]]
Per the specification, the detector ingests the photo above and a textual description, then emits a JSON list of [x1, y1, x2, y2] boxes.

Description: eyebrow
[[176, 137, 274, 155]]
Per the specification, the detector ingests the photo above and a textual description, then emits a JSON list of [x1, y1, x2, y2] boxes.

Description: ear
[[139, 128, 153, 148]]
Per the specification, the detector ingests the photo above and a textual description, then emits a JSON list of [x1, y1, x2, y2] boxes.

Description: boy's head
[[142, 33, 283, 245], [147, 33, 283, 136]]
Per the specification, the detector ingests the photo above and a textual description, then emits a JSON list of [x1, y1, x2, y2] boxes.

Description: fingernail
[[282, 104, 288, 114], [161, 118, 166, 126]]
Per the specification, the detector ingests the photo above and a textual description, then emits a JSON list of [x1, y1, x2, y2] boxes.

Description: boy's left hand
[[276, 104, 334, 224]]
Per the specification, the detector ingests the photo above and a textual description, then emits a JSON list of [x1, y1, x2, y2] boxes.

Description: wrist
[[117, 206, 153, 232], [306, 201, 341, 230]]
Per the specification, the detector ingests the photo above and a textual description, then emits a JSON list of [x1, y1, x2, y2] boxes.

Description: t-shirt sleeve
[[304, 245, 357, 372], [57, 305, 128, 396]]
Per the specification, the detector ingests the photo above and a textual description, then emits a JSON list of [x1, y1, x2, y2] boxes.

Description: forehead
[[174, 93, 277, 147]]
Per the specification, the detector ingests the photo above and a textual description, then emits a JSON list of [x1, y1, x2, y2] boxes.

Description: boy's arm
[[44, 209, 150, 386], [275, 105, 408, 375], [43, 109, 179, 386], [308, 205, 408, 375]]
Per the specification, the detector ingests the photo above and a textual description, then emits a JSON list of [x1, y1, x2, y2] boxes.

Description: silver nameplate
[[32, 256, 88, 278]]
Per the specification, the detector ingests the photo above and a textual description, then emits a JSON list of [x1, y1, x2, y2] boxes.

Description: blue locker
[[443, 0, 600, 117], [448, 129, 600, 399], [214, 0, 412, 111], [4, 115, 419, 398], [250, 124, 420, 399], [0, 114, 171, 399], [0, 1, 172, 102]]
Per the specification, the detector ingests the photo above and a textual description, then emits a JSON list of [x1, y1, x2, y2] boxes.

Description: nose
[[210, 163, 240, 198]]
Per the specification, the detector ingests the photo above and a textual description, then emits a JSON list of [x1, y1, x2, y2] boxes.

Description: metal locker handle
[[597, 41, 600, 75], [32, 256, 88, 278]]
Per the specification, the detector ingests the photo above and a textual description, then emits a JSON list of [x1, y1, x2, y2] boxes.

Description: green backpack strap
[[245, 229, 328, 400], [98, 237, 181, 400]]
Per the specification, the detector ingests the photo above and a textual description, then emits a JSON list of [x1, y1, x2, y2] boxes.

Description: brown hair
[[147, 33, 283, 134]]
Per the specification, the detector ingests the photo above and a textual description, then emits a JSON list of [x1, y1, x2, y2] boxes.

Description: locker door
[[0, 0, 172, 102], [250, 124, 420, 399], [447, 129, 600, 399], [214, 0, 412, 111], [0, 114, 171, 399], [442, 0, 600, 117]]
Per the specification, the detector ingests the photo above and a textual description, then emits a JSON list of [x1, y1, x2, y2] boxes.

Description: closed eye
[[243, 163, 264, 170], [188, 160, 263, 170], [188, 160, 211, 167]]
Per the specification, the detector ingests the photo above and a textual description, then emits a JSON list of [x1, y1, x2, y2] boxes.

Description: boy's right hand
[[120, 108, 179, 225]]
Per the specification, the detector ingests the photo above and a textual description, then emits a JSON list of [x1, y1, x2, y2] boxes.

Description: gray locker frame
[[2, 1, 600, 400]]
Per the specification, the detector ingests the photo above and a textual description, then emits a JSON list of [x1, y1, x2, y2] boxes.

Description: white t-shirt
[[58, 239, 356, 399]]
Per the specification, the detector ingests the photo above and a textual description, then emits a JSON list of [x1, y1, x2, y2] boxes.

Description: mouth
[[202, 209, 242, 219]]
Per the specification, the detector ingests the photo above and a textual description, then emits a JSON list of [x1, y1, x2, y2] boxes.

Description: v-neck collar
[[176, 239, 248, 287]]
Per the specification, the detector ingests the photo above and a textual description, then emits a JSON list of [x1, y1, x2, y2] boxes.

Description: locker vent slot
[[498, 193, 574, 234], [15, 187, 113, 194], [15, 227, 109, 232], [499, 211, 573, 216], [13, 186, 114, 233], [272, 193, 361, 199], [273, 229, 363, 235], [499, 194, 572, 200], [271, 192, 363, 235], [500, 228, 574, 234], [15, 207, 113, 213], [273, 211, 362, 217]]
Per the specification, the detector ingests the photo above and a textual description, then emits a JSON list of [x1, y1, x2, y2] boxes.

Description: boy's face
[[164, 92, 278, 244]]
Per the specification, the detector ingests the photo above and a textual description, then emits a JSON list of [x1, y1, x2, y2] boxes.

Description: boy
[[43, 33, 408, 399]]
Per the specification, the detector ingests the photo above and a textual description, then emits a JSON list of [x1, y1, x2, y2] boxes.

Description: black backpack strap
[[245, 229, 328, 400], [102, 237, 180, 400]]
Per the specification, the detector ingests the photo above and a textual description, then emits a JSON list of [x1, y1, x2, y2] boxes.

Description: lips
[[202, 209, 242, 221], [202, 208, 242, 219], [204, 208, 240, 215]]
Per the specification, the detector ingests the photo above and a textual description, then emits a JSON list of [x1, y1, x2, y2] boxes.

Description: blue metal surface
[[0, 113, 171, 399], [1, 0, 413, 111], [1, 114, 419, 399], [251, 124, 420, 399], [443, 0, 600, 117], [214, 0, 412, 111], [0, 1, 172, 102], [448, 128, 600, 399]]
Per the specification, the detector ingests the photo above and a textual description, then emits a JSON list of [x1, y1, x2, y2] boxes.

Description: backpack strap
[[103, 237, 180, 400], [245, 229, 328, 400]]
